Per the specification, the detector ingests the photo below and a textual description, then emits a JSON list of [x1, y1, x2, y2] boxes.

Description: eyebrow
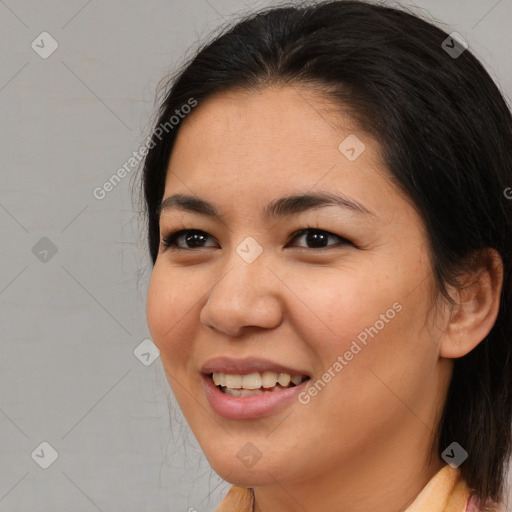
[[158, 191, 376, 222]]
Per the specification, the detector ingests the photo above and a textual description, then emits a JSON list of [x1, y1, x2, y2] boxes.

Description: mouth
[[201, 369, 311, 419], [209, 371, 310, 397], [200, 356, 312, 418]]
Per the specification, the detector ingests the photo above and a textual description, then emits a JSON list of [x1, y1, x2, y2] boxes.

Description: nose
[[199, 250, 284, 338]]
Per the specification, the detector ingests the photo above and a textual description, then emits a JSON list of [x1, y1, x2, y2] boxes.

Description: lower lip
[[201, 373, 309, 420]]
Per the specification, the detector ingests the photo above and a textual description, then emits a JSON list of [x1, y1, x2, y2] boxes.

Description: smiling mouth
[[210, 371, 310, 397]]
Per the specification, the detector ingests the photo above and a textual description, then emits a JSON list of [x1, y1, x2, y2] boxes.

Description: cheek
[[295, 268, 401, 353], [303, 262, 436, 400], [146, 265, 195, 361], [146, 266, 168, 342], [146, 267, 203, 412], [316, 284, 438, 427]]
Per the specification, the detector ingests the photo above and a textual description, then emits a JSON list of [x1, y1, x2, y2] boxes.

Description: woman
[[138, 1, 512, 510]]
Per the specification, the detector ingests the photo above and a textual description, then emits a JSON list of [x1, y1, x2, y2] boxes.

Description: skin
[[146, 85, 503, 512]]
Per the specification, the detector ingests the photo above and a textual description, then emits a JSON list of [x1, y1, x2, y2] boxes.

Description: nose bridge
[[200, 238, 283, 335], [213, 232, 269, 288], [212, 237, 271, 305]]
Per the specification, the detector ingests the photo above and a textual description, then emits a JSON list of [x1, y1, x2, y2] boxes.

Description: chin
[[205, 449, 301, 488]]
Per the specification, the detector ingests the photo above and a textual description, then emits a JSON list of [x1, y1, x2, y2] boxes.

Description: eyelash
[[160, 227, 352, 252]]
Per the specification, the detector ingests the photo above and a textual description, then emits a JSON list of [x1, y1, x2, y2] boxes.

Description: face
[[146, 85, 451, 490]]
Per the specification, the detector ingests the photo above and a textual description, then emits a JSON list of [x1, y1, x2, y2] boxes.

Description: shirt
[[214, 464, 505, 512]]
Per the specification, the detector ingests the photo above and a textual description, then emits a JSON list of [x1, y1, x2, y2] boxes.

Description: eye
[[288, 228, 351, 250], [160, 229, 217, 250], [160, 227, 351, 251]]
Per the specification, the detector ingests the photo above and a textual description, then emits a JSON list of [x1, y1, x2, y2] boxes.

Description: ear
[[439, 248, 504, 359]]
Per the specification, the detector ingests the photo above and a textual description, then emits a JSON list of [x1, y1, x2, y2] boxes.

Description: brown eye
[[287, 228, 351, 249], [161, 230, 218, 250]]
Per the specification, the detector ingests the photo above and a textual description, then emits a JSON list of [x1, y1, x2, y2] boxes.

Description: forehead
[[173, 85, 363, 154], [162, 85, 400, 224]]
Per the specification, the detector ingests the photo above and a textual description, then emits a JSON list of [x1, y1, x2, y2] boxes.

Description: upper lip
[[201, 357, 311, 377]]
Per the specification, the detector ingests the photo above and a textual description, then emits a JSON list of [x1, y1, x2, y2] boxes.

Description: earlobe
[[439, 248, 503, 359]]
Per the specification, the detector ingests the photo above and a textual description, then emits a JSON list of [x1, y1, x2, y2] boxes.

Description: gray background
[[1, 1, 511, 511]]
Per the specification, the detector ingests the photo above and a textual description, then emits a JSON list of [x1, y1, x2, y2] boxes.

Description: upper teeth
[[212, 372, 305, 389]]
